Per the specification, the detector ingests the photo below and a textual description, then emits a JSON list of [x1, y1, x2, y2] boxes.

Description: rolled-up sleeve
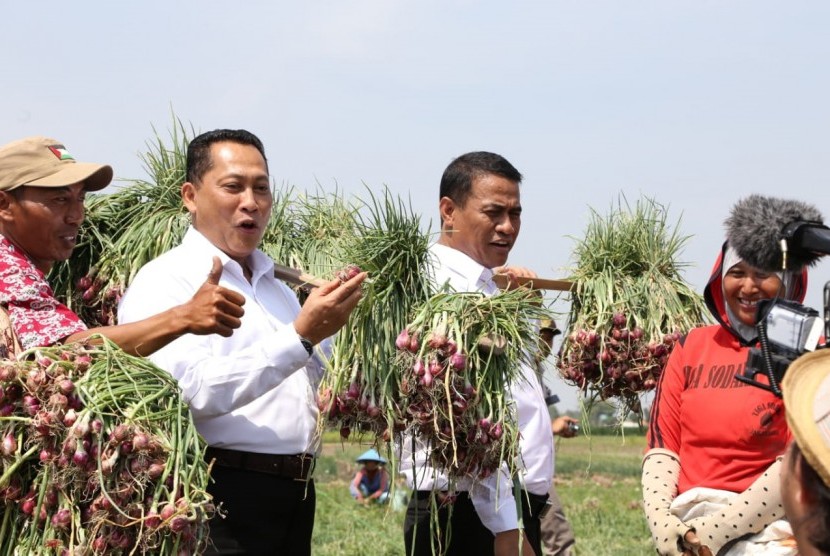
[[468, 467, 519, 533]]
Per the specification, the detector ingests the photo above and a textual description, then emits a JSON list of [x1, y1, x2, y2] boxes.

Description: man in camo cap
[[0, 135, 243, 356]]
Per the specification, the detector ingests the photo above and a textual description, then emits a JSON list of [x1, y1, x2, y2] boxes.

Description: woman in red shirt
[[643, 238, 807, 555]]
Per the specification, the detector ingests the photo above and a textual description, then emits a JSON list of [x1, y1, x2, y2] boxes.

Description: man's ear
[[0, 191, 16, 222], [793, 450, 818, 506], [438, 196, 455, 231], [181, 182, 197, 216]]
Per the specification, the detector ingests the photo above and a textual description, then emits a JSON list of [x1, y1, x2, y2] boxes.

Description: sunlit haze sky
[[4, 2, 830, 411]]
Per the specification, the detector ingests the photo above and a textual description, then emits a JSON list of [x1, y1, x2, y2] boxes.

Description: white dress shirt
[[398, 242, 554, 534], [118, 227, 327, 455]]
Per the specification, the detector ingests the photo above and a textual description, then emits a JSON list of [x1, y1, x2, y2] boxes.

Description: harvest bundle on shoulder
[[559, 197, 709, 416], [392, 289, 546, 481], [312, 192, 549, 483]]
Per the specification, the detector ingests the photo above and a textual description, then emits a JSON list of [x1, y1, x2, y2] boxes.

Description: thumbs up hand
[[205, 255, 225, 286], [181, 257, 246, 337]]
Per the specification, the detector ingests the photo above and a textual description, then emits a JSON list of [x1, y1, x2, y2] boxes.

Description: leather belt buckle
[[291, 454, 315, 482], [265, 453, 313, 481], [413, 490, 456, 507]]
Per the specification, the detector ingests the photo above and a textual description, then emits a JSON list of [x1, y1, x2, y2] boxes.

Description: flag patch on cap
[[47, 145, 75, 161]]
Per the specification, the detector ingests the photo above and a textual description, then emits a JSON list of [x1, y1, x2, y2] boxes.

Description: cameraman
[[643, 238, 806, 555], [780, 349, 830, 555]]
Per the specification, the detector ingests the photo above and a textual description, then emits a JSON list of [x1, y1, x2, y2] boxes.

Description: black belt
[[414, 490, 433, 501], [206, 447, 315, 481], [414, 489, 549, 516], [412, 490, 470, 506]]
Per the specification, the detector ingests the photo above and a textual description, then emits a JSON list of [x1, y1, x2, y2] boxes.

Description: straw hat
[[782, 349, 830, 487], [356, 448, 387, 464]]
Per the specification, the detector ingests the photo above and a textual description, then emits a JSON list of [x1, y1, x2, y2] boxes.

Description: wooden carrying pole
[[491, 274, 573, 292], [274, 263, 573, 292], [273, 264, 327, 289]]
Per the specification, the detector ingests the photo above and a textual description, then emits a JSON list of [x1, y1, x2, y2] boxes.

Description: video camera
[[737, 298, 824, 395], [736, 221, 830, 396]]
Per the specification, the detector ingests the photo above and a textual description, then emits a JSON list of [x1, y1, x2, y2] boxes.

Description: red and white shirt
[[0, 235, 86, 350]]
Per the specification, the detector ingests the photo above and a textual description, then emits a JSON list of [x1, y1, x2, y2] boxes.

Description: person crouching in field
[[350, 449, 390, 505]]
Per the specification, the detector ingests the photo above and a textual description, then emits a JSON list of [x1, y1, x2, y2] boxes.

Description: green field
[[311, 432, 652, 556]]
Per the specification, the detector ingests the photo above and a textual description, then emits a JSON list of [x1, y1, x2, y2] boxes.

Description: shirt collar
[[430, 243, 495, 289], [0, 234, 44, 278], [182, 227, 274, 284]]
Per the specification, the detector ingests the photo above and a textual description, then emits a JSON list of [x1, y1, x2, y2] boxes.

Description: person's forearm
[[642, 448, 696, 555], [686, 458, 785, 554], [494, 530, 536, 556], [66, 306, 189, 357]]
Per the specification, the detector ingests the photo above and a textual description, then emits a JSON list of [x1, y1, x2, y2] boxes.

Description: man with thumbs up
[[119, 129, 367, 555], [0, 135, 243, 357]]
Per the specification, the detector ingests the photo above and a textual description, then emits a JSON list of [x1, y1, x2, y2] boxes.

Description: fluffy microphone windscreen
[[725, 194, 824, 271]]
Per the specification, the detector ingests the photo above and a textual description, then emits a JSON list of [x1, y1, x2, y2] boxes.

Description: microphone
[[725, 194, 827, 271]]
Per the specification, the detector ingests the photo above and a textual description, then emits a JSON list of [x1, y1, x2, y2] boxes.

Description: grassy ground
[[311, 432, 652, 555]]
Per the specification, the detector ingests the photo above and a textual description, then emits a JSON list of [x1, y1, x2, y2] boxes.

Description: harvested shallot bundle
[[0, 338, 212, 555], [394, 289, 548, 481], [559, 196, 709, 416]]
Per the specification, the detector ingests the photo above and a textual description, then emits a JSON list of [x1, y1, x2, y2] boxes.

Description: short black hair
[[186, 129, 268, 184], [439, 151, 522, 207]]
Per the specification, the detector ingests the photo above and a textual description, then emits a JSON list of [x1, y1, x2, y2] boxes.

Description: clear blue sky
[[4, 2, 830, 411]]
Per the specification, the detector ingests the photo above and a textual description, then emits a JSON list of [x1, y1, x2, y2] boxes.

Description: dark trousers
[[539, 486, 575, 556], [518, 490, 547, 556], [204, 466, 316, 556], [403, 490, 547, 556]]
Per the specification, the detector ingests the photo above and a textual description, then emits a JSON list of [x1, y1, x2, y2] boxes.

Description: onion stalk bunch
[[49, 119, 194, 328], [257, 186, 305, 272], [0, 337, 212, 555], [284, 190, 358, 279], [317, 189, 433, 451], [395, 289, 548, 481], [559, 196, 708, 416]]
